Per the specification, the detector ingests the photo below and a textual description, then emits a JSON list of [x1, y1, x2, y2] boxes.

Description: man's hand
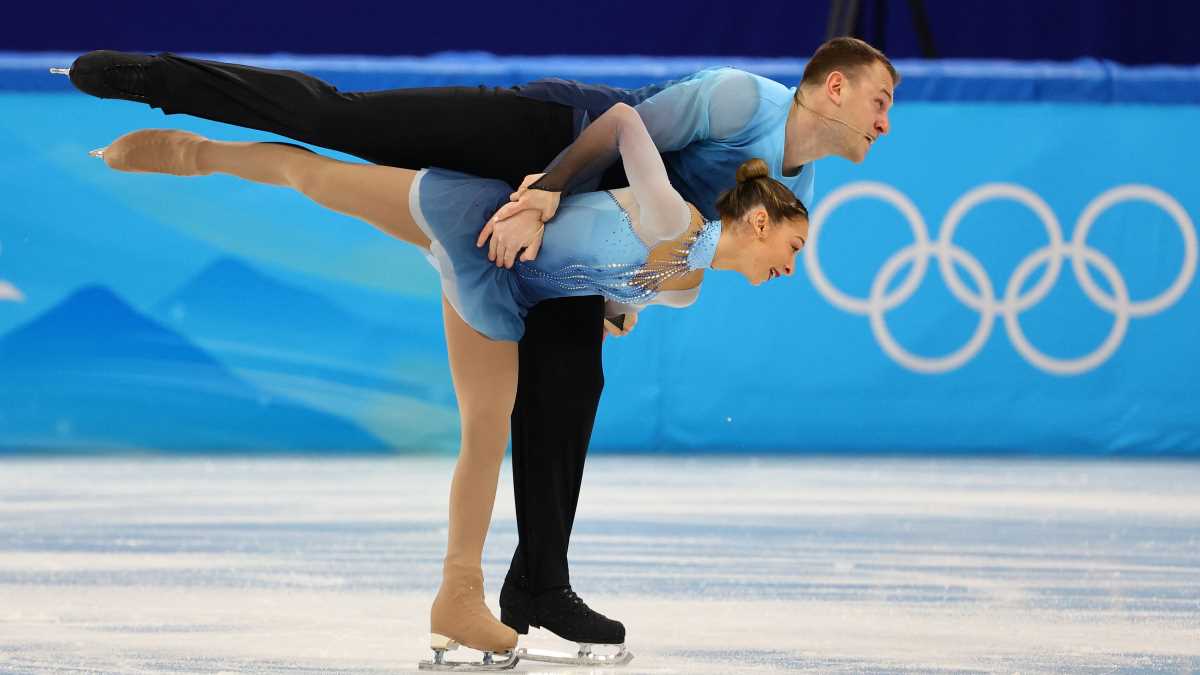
[[603, 312, 638, 339], [476, 207, 545, 268], [490, 173, 562, 224]]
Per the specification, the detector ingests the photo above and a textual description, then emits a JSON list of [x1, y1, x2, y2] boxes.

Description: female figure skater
[[91, 101, 809, 669]]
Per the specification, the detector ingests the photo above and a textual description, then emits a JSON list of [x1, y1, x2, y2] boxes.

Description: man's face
[[840, 61, 895, 162]]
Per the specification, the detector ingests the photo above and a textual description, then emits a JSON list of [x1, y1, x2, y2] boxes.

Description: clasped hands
[[477, 174, 637, 338], [475, 173, 560, 269]]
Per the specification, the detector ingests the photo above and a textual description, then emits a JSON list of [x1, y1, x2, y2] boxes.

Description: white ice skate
[[417, 633, 519, 671]]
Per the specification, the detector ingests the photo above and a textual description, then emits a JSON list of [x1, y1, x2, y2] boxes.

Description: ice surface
[[1, 457, 1198, 673]]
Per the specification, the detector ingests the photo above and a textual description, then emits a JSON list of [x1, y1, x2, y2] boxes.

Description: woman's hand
[[476, 208, 545, 268], [510, 173, 545, 202], [489, 173, 561, 224], [603, 311, 638, 339]]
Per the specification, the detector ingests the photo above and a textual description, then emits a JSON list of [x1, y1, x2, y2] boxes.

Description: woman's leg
[[102, 129, 431, 248], [433, 295, 520, 652], [105, 129, 520, 652]]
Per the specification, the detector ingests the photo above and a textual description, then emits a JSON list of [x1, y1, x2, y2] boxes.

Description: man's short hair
[[801, 37, 899, 89]]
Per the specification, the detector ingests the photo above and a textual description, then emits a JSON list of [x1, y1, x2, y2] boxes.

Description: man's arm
[[512, 77, 669, 121], [634, 68, 760, 153], [502, 69, 760, 211], [493, 102, 689, 239], [481, 69, 761, 265]]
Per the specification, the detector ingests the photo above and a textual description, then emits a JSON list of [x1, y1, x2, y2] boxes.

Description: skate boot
[[419, 563, 519, 671], [92, 129, 210, 176], [57, 50, 160, 103], [501, 579, 632, 667]]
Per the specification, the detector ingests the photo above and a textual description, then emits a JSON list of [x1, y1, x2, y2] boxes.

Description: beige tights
[[104, 129, 519, 651]]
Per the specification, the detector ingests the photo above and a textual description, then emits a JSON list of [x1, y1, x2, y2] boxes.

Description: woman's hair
[[714, 158, 809, 225]]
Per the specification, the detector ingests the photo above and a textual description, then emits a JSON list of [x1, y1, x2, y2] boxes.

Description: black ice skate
[[501, 583, 632, 667], [51, 51, 161, 103]]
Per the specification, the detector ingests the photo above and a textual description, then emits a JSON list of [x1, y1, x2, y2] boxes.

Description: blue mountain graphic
[[0, 285, 390, 453], [151, 257, 450, 402]]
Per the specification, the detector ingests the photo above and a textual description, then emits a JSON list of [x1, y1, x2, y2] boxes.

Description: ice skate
[[94, 129, 210, 176], [418, 563, 519, 671], [502, 583, 633, 667], [62, 50, 159, 102], [418, 633, 519, 672]]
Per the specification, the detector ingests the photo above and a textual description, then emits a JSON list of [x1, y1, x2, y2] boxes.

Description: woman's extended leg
[[103, 128, 519, 652], [434, 295, 520, 652], [101, 129, 431, 248]]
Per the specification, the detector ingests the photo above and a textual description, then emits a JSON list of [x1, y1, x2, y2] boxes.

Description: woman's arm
[[493, 69, 757, 223], [494, 103, 690, 242]]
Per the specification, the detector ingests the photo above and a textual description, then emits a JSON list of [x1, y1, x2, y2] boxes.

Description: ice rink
[[2, 456, 1198, 673]]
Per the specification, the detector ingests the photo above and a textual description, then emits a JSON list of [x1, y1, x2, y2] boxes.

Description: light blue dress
[[409, 104, 721, 341]]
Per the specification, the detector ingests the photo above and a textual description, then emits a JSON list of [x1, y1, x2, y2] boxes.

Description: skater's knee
[[303, 96, 360, 141], [285, 155, 336, 195], [536, 362, 604, 409], [460, 405, 512, 437], [461, 396, 513, 438], [458, 417, 510, 467]]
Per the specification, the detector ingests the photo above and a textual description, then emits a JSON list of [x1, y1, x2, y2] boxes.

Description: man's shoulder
[[699, 67, 787, 86], [681, 66, 761, 87], [686, 68, 793, 108]]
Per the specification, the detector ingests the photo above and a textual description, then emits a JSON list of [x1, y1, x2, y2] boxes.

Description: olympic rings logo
[[803, 183, 1197, 375]]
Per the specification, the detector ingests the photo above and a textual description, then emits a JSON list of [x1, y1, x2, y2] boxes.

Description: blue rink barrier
[[6, 52, 1200, 104], [0, 54, 1197, 455]]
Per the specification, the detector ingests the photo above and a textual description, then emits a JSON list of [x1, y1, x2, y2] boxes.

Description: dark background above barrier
[[10, 0, 1200, 65]]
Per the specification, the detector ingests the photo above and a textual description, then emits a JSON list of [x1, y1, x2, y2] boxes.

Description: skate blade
[[418, 649, 518, 671], [518, 643, 633, 667], [49, 67, 70, 76]]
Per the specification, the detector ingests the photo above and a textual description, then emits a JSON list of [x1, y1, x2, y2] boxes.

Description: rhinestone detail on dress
[[514, 193, 721, 305]]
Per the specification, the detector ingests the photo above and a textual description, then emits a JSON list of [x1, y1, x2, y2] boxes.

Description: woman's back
[[514, 187, 716, 309]]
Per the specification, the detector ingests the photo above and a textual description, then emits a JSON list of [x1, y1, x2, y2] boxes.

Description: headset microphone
[[796, 98, 874, 142]]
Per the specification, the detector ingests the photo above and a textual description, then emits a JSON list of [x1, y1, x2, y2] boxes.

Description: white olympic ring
[[804, 182, 1197, 375]]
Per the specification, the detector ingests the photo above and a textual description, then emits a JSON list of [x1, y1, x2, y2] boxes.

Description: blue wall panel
[[0, 56, 1197, 454]]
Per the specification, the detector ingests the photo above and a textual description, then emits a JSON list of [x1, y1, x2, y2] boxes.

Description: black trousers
[[142, 54, 603, 593]]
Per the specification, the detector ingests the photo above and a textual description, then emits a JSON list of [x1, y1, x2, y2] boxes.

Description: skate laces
[[552, 587, 591, 616], [105, 64, 149, 98]]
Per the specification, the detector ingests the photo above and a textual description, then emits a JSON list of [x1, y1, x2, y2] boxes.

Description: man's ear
[[826, 70, 846, 105]]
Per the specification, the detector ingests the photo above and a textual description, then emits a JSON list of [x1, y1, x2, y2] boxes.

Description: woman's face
[[729, 208, 809, 286]]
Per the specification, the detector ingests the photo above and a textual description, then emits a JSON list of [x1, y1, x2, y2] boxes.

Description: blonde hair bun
[[735, 158, 770, 183], [715, 158, 809, 226]]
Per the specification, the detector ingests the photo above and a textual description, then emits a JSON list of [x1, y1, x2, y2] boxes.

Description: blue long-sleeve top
[[515, 67, 815, 218]]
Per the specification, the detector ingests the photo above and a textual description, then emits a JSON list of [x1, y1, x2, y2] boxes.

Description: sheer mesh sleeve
[[636, 68, 760, 150], [530, 68, 760, 194], [532, 103, 690, 242]]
